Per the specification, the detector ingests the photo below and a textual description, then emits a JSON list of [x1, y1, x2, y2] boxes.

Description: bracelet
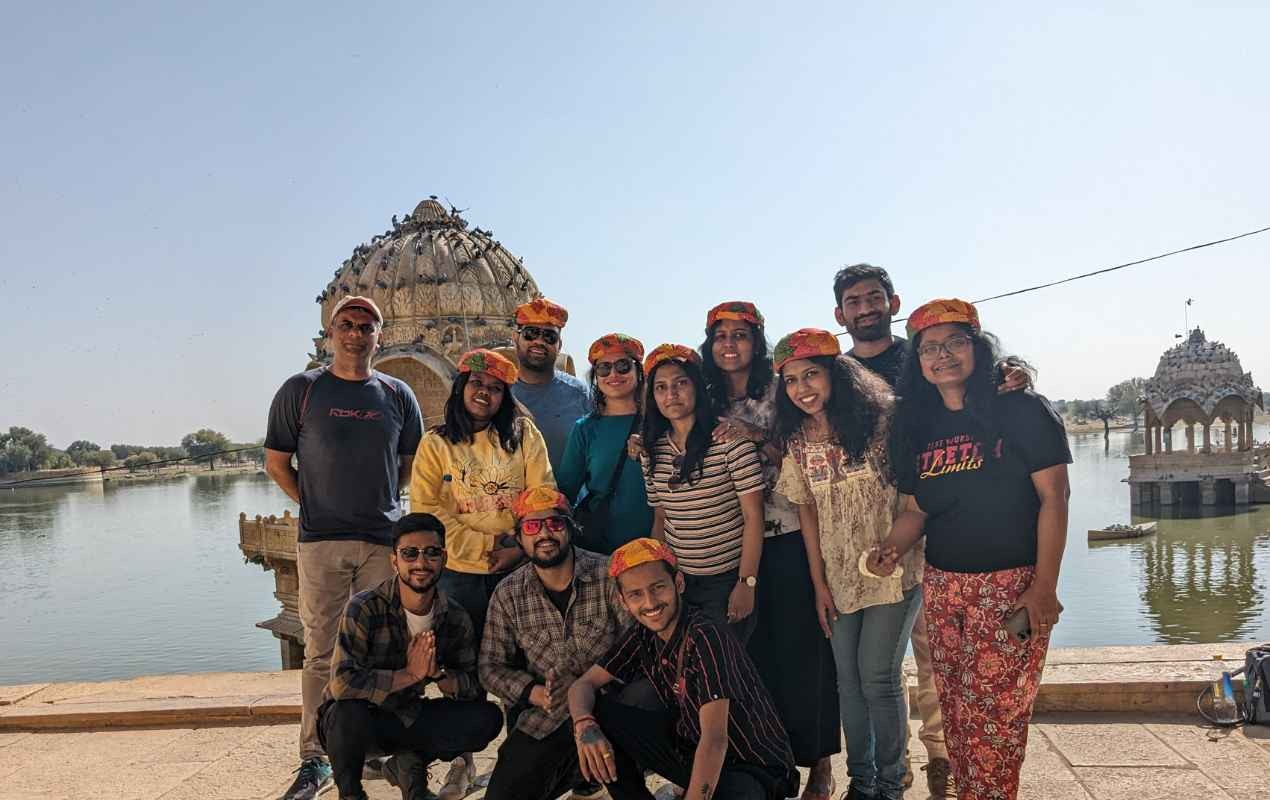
[[572, 714, 598, 730]]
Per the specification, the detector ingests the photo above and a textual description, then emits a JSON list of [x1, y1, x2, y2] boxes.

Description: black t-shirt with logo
[[895, 390, 1071, 573], [265, 367, 423, 545]]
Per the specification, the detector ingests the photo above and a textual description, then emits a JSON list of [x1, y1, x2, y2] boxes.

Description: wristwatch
[[740, 575, 757, 588]]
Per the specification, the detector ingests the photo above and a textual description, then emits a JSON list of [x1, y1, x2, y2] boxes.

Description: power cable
[[835, 224, 1270, 335]]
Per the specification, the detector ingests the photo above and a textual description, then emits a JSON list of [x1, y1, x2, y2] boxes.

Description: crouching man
[[480, 487, 636, 800], [567, 538, 800, 800], [318, 513, 503, 800]]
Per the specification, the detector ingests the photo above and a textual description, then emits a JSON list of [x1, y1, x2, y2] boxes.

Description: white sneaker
[[436, 757, 474, 800]]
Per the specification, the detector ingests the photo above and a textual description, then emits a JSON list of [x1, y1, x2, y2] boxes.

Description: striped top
[[641, 434, 764, 575], [600, 607, 796, 778]]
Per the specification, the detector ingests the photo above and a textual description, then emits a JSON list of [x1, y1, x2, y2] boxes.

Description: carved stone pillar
[[1155, 424, 1164, 454], [1144, 423, 1154, 455], [1185, 424, 1195, 454], [1225, 419, 1233, 452], [1201, 423, 1212, 453]]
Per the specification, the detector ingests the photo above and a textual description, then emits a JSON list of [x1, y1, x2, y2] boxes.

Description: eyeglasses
[[594, 358, 634, 377], [520, 326, 559, 345], [396, 545, 445, 562], [521, 516, 568, 536], [916, 335, 973, 361], [335, 320, 379, 336]]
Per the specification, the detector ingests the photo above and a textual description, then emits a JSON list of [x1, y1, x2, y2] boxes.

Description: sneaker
[[569, 782, 609, 799], [841, 782, 877, 800], [281, 758, 333, 800], [922, 757, 956, 798], [436, 756, 475, 800], [382, 754, 439, 800]]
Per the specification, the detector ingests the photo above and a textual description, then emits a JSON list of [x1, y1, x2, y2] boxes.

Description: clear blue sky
[[3, 1, 1267, 448]]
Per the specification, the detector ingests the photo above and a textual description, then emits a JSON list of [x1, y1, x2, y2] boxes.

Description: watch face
[[744, 576, 757, 587]]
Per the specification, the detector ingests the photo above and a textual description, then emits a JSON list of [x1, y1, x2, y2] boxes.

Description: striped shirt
[[600, 607, 796, 775], [641, 434, 764, 575]]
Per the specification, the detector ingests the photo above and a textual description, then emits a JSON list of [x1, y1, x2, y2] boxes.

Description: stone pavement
[[1, 713, 1268, 800]]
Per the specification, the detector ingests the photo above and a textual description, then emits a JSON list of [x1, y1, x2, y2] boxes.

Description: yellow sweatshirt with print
[[410, 417, 555, 575]]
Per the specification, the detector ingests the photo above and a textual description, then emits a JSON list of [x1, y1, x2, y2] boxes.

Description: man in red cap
[[511, 297, 591, 472], [265, 295, 424, 800], [479, 488, 633, 800]]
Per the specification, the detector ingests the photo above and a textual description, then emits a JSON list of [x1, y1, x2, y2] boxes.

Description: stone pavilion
[[1129, 328, 1264, 506]]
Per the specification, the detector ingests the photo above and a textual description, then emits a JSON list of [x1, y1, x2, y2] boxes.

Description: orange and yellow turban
[[706, 301, 764, 330], [511, 486, 571, 520], [588, 333, 645, 365], [643, 343, 700, 375], [608, 537, 678, 578], [905, 298, 980, 339], [773, 328, 842, 372], [458, 348, 519, 385], [515, 297, 569, 328]]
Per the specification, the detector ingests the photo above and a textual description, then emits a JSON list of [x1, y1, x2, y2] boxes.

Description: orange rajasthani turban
[[905, 298, 981, 339], [706, 301, 765, 330], [608, 537, 678, 578], [643, 343, 700, 375], [458, 348, 519, 385], [515, 297, 569, 328], [511, 486, 571, 520], [773, 328, 842, 372], [588, 333, 645, 365]]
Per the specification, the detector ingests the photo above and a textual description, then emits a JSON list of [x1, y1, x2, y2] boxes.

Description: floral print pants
[[923, 564, 1050, 800]]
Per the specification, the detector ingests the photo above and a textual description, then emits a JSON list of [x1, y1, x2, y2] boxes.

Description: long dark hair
[[888, 324, 1032, 471], [436, 372, 523, 453], [774, 355, 894, 464], [641, 359, 717, 486], [699, 320, 774, 415], [587, 361, 645, 418]]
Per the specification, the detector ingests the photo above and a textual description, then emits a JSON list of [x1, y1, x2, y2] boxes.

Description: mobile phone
[[1004, 607, 1030, 641]]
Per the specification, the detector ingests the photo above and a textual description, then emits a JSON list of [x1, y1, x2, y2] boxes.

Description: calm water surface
[[1, 426, 1267, 684]]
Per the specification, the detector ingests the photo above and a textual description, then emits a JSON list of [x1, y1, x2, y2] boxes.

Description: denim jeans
[[828, 585, 922, 798]]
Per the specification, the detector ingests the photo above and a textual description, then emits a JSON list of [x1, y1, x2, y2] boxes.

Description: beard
[[637, 594, 681, 635], [848, 314, 891, 342], [528, 541, 571, 569], [399, 569, 440, 594], [519, 344, 555, 370]]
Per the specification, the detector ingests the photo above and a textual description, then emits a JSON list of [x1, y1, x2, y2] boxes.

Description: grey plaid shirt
[[479, 548, 630, 739], [324, 577, 482, 726]]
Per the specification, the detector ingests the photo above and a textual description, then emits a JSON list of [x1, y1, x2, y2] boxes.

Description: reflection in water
[[1133, 507, 1267, 644]]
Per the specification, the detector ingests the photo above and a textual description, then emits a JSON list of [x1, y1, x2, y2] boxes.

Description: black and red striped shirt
[[600, 607, 795, 772]]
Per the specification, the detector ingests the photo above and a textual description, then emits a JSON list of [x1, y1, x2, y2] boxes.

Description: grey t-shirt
[[264, 367, 423, 545], [513, 371, 590, 472]]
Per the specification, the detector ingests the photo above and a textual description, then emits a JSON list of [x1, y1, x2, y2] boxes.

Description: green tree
[[1106, 378, 1146, 430], [44, 451, 75, 469], [1087, 399, 1117, 439], [181, 429, 231, 470], [66, 440, 102, 464], [124, 451, 159, 472], [82, 450, 116, 470], [0, 427, 51, 474]]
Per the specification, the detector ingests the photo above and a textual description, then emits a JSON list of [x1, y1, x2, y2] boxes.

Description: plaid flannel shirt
[[324, 576, 481, 726], [479, 549, 630, 739]]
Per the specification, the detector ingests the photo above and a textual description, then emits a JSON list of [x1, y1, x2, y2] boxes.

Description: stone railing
[[239, 511, 303, 668]]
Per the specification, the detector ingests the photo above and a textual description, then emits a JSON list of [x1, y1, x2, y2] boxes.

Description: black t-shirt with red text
[[895, 390, 1071, 573]]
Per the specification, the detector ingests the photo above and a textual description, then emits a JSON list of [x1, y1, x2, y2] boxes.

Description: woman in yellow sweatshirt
[[410, 348, 554, 640]]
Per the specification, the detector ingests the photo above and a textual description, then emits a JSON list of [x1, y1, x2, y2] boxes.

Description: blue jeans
[[828, 585, 922, 798]]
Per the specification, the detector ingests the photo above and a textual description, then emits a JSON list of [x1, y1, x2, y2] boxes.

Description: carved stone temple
[[239, 198, 552, 667], [1128, 328, 1265, 507]]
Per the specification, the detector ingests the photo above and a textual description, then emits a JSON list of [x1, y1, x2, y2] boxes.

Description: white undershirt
[[404, 606, 436, 637]]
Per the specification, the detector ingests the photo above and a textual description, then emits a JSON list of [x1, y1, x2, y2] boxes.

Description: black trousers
[[682, 568, 757, 643], [595, 696, 796, 800], [318, 698, 502, 797]]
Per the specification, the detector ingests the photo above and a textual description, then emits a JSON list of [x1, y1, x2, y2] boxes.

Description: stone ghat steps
[[2, 641, 1261, 733]]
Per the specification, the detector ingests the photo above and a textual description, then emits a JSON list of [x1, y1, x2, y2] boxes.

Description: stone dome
[[1142, 328, 1263, 425], [310, 198, 544, 423]]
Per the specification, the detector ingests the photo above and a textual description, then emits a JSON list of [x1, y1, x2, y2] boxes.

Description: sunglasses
[[594, 358, 634, 377], [520, 326, 560, 345], [521, 516, 568, 536], [396, 545, 445, 562]]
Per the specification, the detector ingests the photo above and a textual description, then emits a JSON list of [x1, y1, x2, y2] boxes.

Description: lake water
[[1, 426, 1267, 685]]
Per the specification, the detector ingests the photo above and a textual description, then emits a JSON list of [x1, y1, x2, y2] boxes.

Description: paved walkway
[[1, 713, 1268, 800]]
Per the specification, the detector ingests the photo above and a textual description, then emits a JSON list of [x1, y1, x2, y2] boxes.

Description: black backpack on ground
[[1242, 644, 1270, 725]]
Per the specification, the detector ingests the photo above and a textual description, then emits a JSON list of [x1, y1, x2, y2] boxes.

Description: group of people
[[263, 263, 1072, 800]]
